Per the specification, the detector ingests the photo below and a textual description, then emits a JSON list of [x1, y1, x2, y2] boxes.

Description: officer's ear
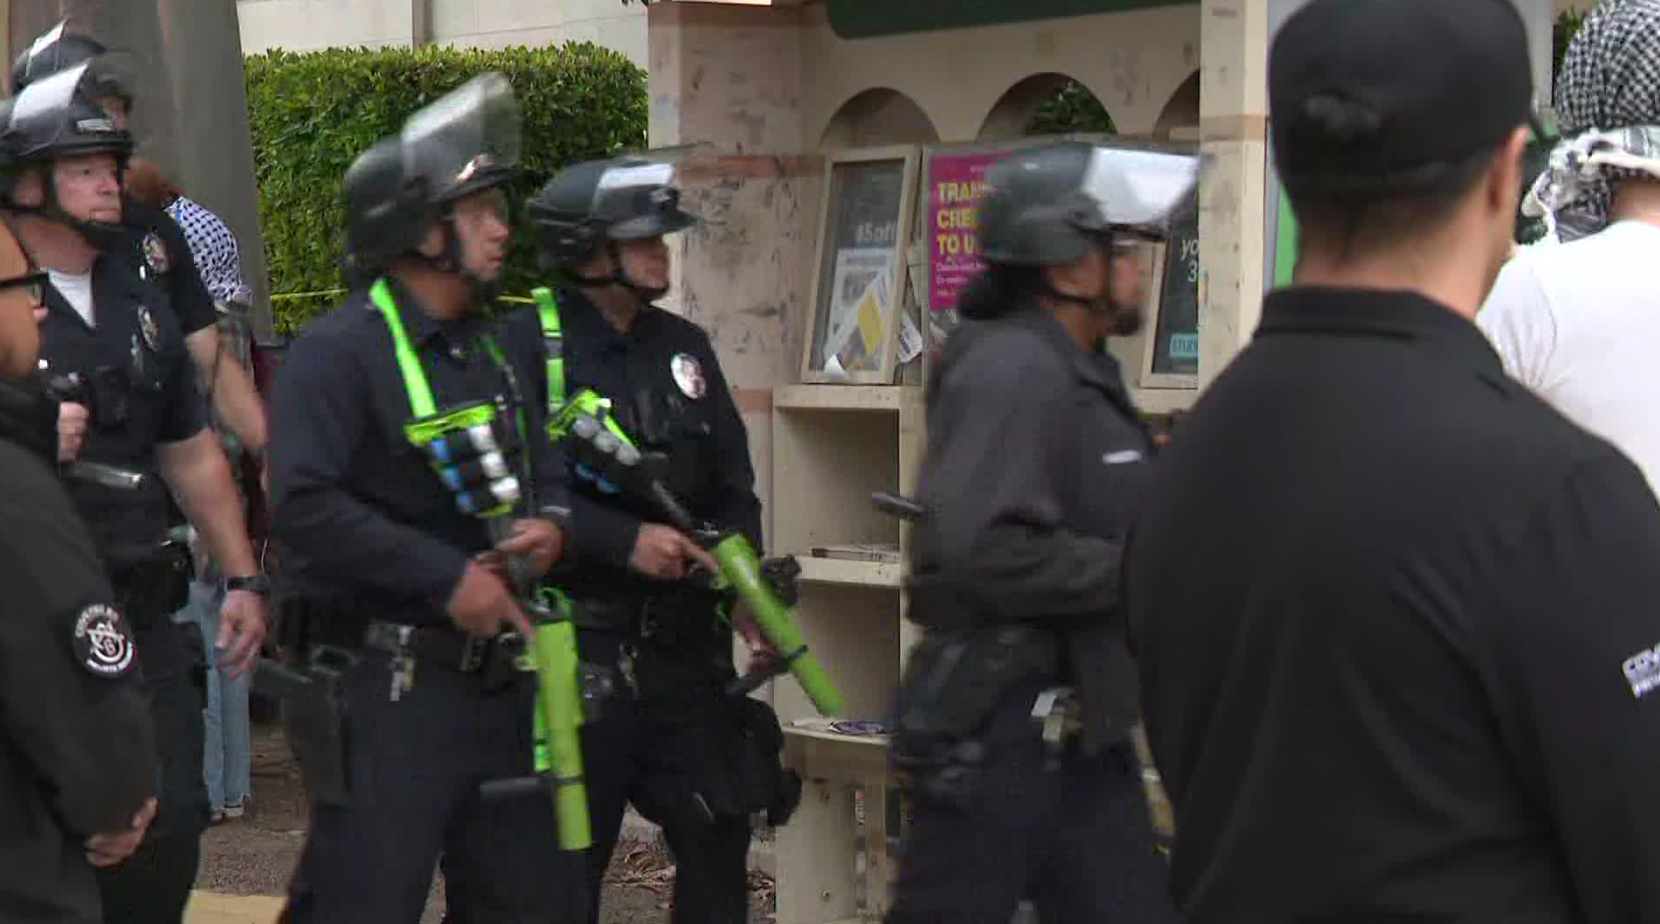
[[1045, 247, 1109, 300], [573, 246, 612, 280], [5, 166, 45, 209]]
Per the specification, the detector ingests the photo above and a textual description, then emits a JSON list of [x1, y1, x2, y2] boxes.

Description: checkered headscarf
[[1537, 0, 1660, 238]]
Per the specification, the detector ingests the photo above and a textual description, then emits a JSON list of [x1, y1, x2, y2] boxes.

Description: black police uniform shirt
[[531, 286, 763, 604], [1125, 288, 1660, 923], [268, 278, 569, 623], [907, 307, 1150, 752], [36, 252, 208, 572], [124, 195, 217, 338], [0, 430, 157, 924]]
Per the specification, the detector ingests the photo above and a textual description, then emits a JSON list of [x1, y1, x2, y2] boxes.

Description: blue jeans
[[178, 580, 251, 813]]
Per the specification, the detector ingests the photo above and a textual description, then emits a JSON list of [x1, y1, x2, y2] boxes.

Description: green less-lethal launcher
[[710, 534, 844, 716], [565, 412, 846, 718], [504, 540, 593, 853]]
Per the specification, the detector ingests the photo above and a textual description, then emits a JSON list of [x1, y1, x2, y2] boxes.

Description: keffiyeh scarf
[[1528, 0, 1660, 242]]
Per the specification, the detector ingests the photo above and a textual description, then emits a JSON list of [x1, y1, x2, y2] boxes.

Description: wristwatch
[[225, 574, 272, 597]]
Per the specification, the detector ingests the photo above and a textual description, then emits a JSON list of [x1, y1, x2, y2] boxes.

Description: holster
[[112, 540, 192, 631], [887, 624, 1058, 804], [180, 622, 208, 706], [664, 696, 802, 830], [268, 645, 359, 809], [264, 595, 360, 808]]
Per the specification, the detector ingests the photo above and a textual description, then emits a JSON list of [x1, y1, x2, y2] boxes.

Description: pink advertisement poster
[[927, 151, 1009, 313]]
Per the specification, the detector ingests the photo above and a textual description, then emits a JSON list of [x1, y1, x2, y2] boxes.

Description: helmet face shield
[[401, 72, 522, 202], [592, 161, 698, 239], [4, 62, 128, 164], [1079, 146, 1203, 240]]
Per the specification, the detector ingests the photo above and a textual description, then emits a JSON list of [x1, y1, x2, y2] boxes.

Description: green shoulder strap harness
[[370, 279, 593, 852], [532, 286, 634, 449]]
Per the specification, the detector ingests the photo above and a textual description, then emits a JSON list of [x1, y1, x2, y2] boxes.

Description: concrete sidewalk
[[185, 892, 285, 924]]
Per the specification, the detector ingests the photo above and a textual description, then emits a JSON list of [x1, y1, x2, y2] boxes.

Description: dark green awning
[[828, 0, 1198, 40]]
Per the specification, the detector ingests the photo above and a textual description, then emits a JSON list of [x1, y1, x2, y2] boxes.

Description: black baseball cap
[[1270, 0, 1534, 195]]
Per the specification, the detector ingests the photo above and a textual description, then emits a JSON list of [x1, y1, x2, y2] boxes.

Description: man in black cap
[[1125, 0, 1660, 920]]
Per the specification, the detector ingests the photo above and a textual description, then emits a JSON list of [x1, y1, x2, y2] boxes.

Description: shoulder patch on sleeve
[[72, 604, 138, 679]]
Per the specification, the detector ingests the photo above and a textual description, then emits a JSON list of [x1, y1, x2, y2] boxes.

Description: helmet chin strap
[[1040, 245, 1142, 336], [568, 240, 668, 302], [412, 211, 504, 308], [7, 168, 128, 253]]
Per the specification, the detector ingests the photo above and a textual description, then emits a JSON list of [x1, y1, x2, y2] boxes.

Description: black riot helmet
[[0, 62, 134, 251], [526, 156, 697, 299], [11, 21, 132, 110], [978, 141, 1200, 266], [342, 71, 521, 293], [961, 141, 1199, 326]]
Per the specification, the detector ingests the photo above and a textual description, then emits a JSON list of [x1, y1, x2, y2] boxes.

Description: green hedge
[[1028, 79, 1117, 136], [1554, 9, 1586, 80], [245, 44, 648, 334]]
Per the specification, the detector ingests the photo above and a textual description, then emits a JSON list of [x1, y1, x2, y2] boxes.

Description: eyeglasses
[[0, 270, 47, 304]]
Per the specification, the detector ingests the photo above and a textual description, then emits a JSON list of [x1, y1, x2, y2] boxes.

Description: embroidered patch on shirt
[[73, 604, 137, 679], [1622, 640, 1660, 700]]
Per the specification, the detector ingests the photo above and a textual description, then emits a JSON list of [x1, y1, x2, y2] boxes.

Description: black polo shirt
[[528, 287, 763, 604], [36, 254, 207, 571], [268, 280, 569, 624], [1125, 287, 1660, 923]]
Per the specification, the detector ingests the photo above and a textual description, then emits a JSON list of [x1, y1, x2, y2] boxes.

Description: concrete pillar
[[156, 0, 273, 338], [646, 1, 810, 555], [1515, 0, 1557, 105], [1196, 0, 1270, 390], [412, 0, 431, 47]]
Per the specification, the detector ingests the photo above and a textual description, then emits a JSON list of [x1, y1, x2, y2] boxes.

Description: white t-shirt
[[48, 269, 95, 327], [1477, 220, 1660, 495]]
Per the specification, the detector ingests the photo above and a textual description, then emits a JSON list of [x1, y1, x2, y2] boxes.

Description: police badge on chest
[[138, 306, 161, 352], [139, 231, 170, 280], [670, 353, 706, 400]]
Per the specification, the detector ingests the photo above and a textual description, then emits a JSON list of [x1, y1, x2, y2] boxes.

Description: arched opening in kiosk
[[978, 73, 1116, 141], [1154, 70, 1201, 140], [820, 88, 940, 149]]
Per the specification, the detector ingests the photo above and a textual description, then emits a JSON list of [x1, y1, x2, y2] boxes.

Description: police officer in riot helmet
[[0, 61, 268, 924], [11, 23, 130, 112], [266, 73, 571, 924], [886, 141, 1194, 923], [13, 20, 270, 464], [467, 156, 796, 924]]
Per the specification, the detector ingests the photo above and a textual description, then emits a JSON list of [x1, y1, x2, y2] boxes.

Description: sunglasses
[[0, 270, 47, 304]]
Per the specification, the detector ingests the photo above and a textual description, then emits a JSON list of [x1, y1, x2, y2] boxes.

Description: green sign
[[828, 0, 1199, 39]]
